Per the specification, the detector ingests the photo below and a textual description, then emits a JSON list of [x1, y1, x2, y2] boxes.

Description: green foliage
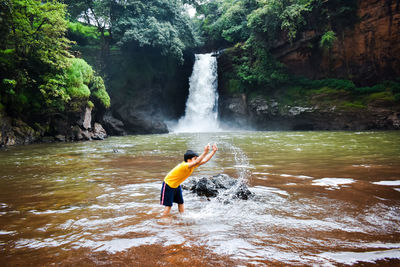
[[90, 76, 110, 108], [87, 100, 94, 109], [279, 2, 310, 41], [296, 77, 356, 91], [111, 0, 200, 63], [196, 0, 360, 99], [67, 21, 100, 45], [367, 92, 396, 102], [230, 40, 289, 90], [39, 73, 69, 111], [320, 30, 337, 50], [0, 0, 109, 118], [0, 0, 73, 116], [2, 78, 16, 95], [65, 58, 92, 99], [284, 77, 399, 110], [340, 101, 366, 109], [198, 0, 257, 45], [355, 84, 385, 94], [67, 58, 94, 86], [64, 58, 110, 109]]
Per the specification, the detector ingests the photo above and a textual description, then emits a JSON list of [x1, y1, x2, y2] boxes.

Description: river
[[1, 131, 400, 266]]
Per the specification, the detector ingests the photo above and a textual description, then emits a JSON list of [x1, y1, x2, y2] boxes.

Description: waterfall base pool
[[1, 132, 400, 266]]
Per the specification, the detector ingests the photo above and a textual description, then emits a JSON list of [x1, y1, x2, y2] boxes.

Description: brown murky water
[[1, 131, 400, 266]]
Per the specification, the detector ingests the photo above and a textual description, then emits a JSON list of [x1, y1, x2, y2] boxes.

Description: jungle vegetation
[[0, 0, 398, 123]]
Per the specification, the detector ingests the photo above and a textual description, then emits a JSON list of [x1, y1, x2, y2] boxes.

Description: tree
[[64, 0, 200, 64], [0, 0, 109, 119], [0, 0, 72, 115], [112, 0, 198, 63], [63, 0, 115, 74]]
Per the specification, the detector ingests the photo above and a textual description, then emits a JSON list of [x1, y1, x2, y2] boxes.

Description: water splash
[[173, 53, 220, 132], [216, 141, 252, 201], [220, 141, 251, 183]]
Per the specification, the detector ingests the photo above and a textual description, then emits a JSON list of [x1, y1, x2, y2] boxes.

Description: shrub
[[355, 84, 385, 94], [367, 92, 395, 102], [92, 89, 111, 108], [65, 58, 93, 99], [87, 100, 94, 109], [320, 31, 337, 50], [68, 22, 99, 40], [90, 76, 110, 108], [294, 77, 356, 91], [2, 78, 17, 94], [340, 101, 366, 109], [67, 83, 91, 99]]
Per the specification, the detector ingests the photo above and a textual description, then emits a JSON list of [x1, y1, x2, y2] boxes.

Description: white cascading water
[[173, 53, 220, 132]]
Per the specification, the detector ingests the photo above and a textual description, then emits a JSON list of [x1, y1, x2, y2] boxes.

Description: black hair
[[184, 150, 199, 162]]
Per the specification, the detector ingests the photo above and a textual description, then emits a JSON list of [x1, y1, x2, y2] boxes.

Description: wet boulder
[[232, 183, 253, 200], [182, 174, 253, 200], [210, 174, 237, 189]]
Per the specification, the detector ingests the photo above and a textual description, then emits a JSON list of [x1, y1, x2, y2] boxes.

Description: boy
[[160, 144, 218, 216]]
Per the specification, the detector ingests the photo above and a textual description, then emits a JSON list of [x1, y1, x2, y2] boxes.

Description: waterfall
[[173, 53, 220, 132]]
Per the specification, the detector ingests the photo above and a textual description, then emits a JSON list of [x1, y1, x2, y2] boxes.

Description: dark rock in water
[[210, 174, 237, 189], [233, 183, 253, 200], [92, 123, 107, 140], [102, 111, 126, 136], [193, 177, 218, 197], [182, 174, 253, 201], [114, 102, 168, 134]]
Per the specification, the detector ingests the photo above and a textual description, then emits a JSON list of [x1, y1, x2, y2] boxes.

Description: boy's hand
[[204, 144, 211, 153], [212, 144, 218, 152]]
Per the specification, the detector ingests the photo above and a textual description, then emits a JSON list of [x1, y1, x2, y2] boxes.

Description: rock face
[[219, 94, 400, 130], [114, 101, 168, 134], [0, 106, 108, 147], [0, 114, 43, 146], [182, 174, 253, 201], [102, 111, 127, 136], [217, 0, 400, 131], [271, 0, 400, 84]]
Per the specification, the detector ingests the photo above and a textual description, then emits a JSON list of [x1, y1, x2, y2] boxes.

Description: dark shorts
[[160, 182, 184, 207]]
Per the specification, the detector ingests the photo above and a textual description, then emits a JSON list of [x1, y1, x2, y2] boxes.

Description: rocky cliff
[[100, 49, 194, 136], [0, 107, 107, 147], [271, 0, 400, 85], [217, 0, 400, 130], [219, 93, 400, 131]]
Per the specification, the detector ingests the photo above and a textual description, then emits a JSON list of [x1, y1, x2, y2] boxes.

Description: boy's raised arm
[[199, 144, 218, 166], [187, 144, 210, 168]]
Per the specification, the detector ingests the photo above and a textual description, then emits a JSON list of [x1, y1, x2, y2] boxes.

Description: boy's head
[[184, 150, 199, 162]]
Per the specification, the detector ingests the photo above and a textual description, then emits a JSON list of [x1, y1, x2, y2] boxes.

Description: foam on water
[[373, 180, 400, 186], [312, 178, 356, 189], [319, 248, 400, 265]]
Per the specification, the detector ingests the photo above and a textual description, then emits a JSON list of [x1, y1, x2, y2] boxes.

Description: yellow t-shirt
[[164, 161, 197, 188]]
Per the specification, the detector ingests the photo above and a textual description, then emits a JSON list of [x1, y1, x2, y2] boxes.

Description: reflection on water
[[1, 131, 400, 266]]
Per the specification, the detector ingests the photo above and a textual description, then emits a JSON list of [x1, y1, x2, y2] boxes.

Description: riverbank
[[218, 87, 400, 131], [0, 107, 107, 147]]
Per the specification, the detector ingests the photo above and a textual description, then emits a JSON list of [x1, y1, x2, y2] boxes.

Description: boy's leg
[[160, 182, 173, 216], [175, 185, 184, 213], [163, 206, 172, 216], [178, 203, 184, 213]]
